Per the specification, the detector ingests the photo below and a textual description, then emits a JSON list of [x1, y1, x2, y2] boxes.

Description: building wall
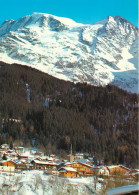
[[16, 164, 33, 170], [66, 163, 93, 174], [109, 166, 130, 175], [35, 164, 46, 170], [59, 171, 76, 178], [0, 166, 15, 172], [98, 168, 109, 176], [2, 161, 16, 167]]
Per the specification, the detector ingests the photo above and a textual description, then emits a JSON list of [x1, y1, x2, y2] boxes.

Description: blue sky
[[0, 0, 138, 26]]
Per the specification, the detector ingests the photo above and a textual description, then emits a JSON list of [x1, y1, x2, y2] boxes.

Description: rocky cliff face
[[0, 13, 138, 92]]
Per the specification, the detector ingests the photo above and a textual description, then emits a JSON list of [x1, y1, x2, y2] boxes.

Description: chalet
[[64, 162, 93, 176], [107, 165, 131, 176], [34, 152, 43, 156], [34, 157, 46, 161], [1, 144, 9, 150], [45, 162, 59, 170], [0, 150, 5, 158], [0, 160, 17, 172], [74, 153, 84, 159], [129, 169, 139, 179], [5, 152, 18, 160], [6, 150, 13, 154], [0, 160, 16, 167], [16, 162, 33, 170], [14, 147, 24, 153], [50, 154, 56, 159], [58, 167, 77, 178], [91, 166, 110, 176], [31, 160, 59, 170], [18, 154, 29, 160], [46, 157, 54, 161], [75, 159, 92, 165], [31, 160, 48, 170]]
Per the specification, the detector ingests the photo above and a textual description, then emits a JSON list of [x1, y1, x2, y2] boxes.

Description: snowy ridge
[[0, 13, 138, 93]]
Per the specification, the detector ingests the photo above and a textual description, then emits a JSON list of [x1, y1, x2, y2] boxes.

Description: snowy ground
[[0, 170, 103, 195]]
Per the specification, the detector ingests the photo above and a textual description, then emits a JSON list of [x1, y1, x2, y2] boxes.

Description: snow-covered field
[[0, 170, 103, 195]]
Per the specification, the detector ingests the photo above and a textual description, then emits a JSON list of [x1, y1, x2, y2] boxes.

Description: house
[[34, 152, 43, 156], [16, 162, 33, 170], [31, 160, 59, 170], [0, 160, 17, 167], [14, 147, 24, 153], [0, 160, 17, 172], [74, 153, 84, 159], [91, 166, 110, 176], [31, 160, 48, 170], [0, 144, 9, 150], [58, 167, 77, 178], [75, 159, 92, 165], [45, 162, 59, 171], [5, 152, 18, 160], [0, 165, 15, 172], [18, 154, 29, 160], [46, 157, 54, 161], [128, 169, 139, 179], [64, 162, 93, 176], [107, 165, 131, 176], [50, 154, 56, 159]]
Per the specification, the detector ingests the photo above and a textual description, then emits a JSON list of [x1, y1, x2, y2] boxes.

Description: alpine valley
[[0, 13, 138, 93], [0, 13, 138, 167]]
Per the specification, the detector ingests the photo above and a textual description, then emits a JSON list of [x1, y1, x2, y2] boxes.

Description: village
[[0, 143, 138, 180]]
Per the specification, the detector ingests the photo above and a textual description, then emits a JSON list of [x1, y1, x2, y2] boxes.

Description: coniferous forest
[[0, 61, 138, 167]]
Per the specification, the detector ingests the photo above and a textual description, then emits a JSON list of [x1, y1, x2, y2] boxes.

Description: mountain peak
[[0, 12, 84, 37], [0, 13, 138, 93], [109, 15, 138, 28]]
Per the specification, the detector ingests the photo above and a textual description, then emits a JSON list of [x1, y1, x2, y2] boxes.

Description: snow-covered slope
[[0, 13, 138, 92]]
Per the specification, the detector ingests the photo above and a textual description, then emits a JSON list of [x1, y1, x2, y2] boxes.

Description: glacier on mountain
[[0, 13, 138, 93]]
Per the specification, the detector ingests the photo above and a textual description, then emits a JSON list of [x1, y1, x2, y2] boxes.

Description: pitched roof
[[58, 167, 77, 172], [33, 160, 58, 165], [107, 165, 131, 171], [64, 161, 92, 168], [0, 160, 17, 165], [75, 159, 90, 164]]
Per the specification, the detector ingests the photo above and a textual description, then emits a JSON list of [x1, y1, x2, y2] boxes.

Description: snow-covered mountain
[[0, 13, 138, 92]]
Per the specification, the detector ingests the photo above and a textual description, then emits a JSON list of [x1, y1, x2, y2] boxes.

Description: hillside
[[0, 62, 138, 167]]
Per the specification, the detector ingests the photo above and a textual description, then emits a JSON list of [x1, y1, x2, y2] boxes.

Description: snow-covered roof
[[33, 160, 58, 165], [64, 161, 92, 168], [33, 160, 49, 165], [14, 147, 24, 149], [75, 159, 90, 164], [75, 153, 84, 156], [58, 167, 77, 172], [0, 160, 7, 163], [107, 165, 131, 171], [91, 165, 108, 171], [78, 162, 92, 168], [107, 184, 139, 195], [46, 157, 54, 161], [0, 160, 16, 164]]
